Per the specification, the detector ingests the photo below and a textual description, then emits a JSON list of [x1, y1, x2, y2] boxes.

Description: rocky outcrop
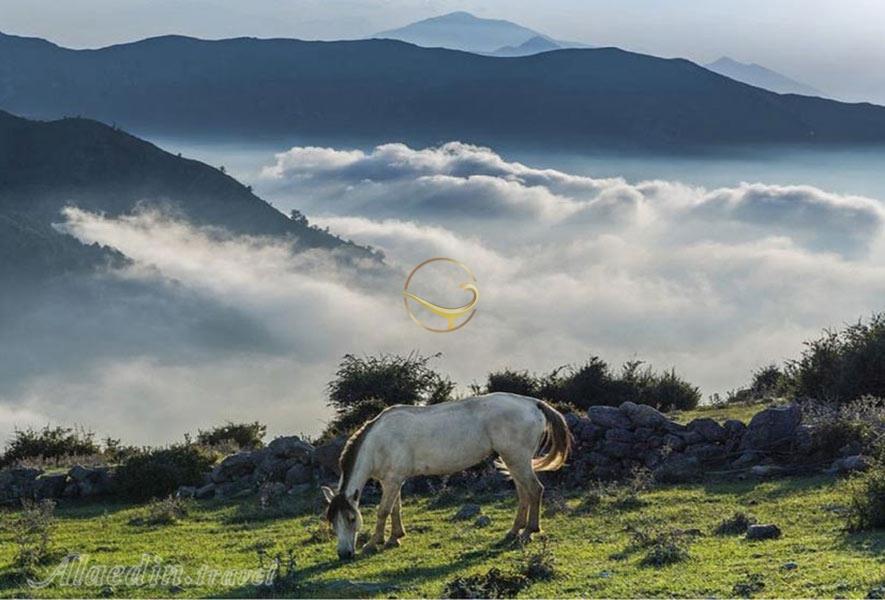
[[0, 465, 115, 504]]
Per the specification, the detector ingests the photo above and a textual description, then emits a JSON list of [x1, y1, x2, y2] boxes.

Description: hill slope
[[706, 57, 823, 97], [2, 33, 885, 145], [0, 110, 370, 279], [375, 11, 541, 53]]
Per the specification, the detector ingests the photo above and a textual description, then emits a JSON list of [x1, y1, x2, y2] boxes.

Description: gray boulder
[[723, 419, 747, 438], [195, 483, 216, 499], [741, 404, 801, 452], [211, 452, 258, 483], [0, 468, 42, 501], [605, 428, 636, 444], [285, 463, 313, 487], [620, 401, 669, 429], [587, 405, 632, 430], [688, 418, 727, 442], [68, 465, 91, 482], [746, 524, 782, 540], [662, 434, 686, 452], [602, 441, 636, 459], [314, 436, 346, 474], [267, 436, 314, 462], [33, 474, 68, 500], [653, 454, 702, 483], [177, 486, 197, 499], [453, 503, 482, 520], [685, 443, 726, 462], [828, 455, 870, 474]]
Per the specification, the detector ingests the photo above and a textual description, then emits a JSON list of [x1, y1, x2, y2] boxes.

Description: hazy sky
[[2, 0, 884, 103]]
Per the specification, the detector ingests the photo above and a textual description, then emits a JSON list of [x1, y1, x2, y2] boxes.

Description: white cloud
[[4, 141, 885, 444]]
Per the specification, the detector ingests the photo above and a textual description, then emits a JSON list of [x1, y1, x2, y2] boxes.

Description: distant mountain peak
[[705, 56, 823, 97], [375, 11, 542, 53]]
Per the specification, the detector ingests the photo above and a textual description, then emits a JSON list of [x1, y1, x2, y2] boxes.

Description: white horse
[[321, 392, 572, 559]]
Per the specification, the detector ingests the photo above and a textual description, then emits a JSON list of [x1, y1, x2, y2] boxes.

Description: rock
[[732, 451, 760, 468], [587, 452, 613, 467], [723, 419, 747, 438], [267, 436, 314, 462], [605, 428, 636, 444], [688, 418, 727, 442], [602, 441, 635, 459], [260, 482, 287, 499], [662, 434, 686, 452], [68, 465, 91, 482], [453, 503, 482, 520], [829, 455, 870, 474], [682, 431, 705, 445], [653, 454, 702, 483], [474, 515, 492, 528], [587, 405, 632, 430], [746, 524, 782, 540], [794, 425, 813, 453], [62, 483, 80, 498], [663, 421, 688, 434], [751, 465, 786, 478], [195, 483, 216, 500], [211, 452, 258, 483], [781, 561, 798, 571], [255, 456, 303, 483], [314, 436, 346, 474], [685, 443, 726, 462], [33, 474, 68, 499], [287, 483, 312, 496], [0, 468, 43, 501], [78, 480, 95, 497], [620, 401, 670, 429], [177, 486, 197, 499], [285, 463, 313, 487], [741, 404, 801, 452]]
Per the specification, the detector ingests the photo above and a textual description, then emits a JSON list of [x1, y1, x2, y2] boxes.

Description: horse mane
[[338, 410, 383, 491]]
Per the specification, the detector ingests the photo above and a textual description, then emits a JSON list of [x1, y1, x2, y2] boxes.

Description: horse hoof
[[361, 543, 379, 555], [385, 537, 401, 548]]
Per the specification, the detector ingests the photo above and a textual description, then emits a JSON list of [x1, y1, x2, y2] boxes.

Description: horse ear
[[321, 486, 335, 503]]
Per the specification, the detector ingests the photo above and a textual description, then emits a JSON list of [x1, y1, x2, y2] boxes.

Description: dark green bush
[[115, 445, 215, 502], [786, 314, 885, 403], [197, 421, 267, 449], [479, 368, 539, 397], [801, 397, 884, 458], [324, 352, 454, 436], [846, 465, 885, 532], [1, 425, 100, 467]]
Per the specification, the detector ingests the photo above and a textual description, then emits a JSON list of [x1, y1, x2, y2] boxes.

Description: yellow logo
[[403, 257, 479, 332]]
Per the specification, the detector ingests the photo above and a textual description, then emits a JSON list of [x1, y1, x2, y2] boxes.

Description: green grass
[[1, 474, 881, 598], [672, 400, 778, 424]]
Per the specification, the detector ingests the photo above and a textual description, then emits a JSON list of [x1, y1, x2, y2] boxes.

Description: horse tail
[[532, 400, 573, 472]]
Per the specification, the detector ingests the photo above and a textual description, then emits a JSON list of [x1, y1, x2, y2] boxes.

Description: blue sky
[[1, 0, 882, 102]]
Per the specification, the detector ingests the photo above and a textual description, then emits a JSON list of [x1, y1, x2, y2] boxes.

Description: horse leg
[[387, 490, 405, 547], [523, 472, 544, 541], [502, 455, 543, 543], [505, 481, 528, 541], [363, 480, 400, 553]]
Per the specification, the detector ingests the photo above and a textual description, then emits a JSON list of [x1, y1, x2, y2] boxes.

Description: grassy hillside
[[0, 475, 880, 598]]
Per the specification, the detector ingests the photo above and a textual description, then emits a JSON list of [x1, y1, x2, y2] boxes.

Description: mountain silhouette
[[375, 11, 543, 53], [0, 110, 371, 280], [491, 35, 562, 57], [2, 32, 885, 146], [706, 57, 823, 97]]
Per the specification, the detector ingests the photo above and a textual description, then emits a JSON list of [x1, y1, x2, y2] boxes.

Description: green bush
[[324, 352, 454, 435], [846, 465, 885, 532], [786, 314, 885, 403], [197, 421, 267, 449], [801, 397, 884, 458], [3, 499, 56, 572], [479, 368, 539, 397], [1, 425, 100, 467], [115, 445, 215, 502]]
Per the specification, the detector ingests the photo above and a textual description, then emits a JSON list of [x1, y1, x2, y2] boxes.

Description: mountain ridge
[[705, 56, 823, 97]]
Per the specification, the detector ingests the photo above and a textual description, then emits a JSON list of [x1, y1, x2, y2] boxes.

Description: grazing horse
[[321, 392, 572, 559]]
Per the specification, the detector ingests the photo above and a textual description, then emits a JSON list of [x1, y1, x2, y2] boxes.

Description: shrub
[[640, 535, 691, 567], [115, 444, 215, 502], [479, 368, 539, 397], [801, 397, 885, 458], [732, 574, 766, 598], [641, 369, 701, 412], [197, 421, 267, 450], [715, 512, 757, 535], [325, 352, 454, 435], [749, 364, 787, 399], [519, 538, 556, 581], [442, 568, 527, 599], [3, 499, 56, 571], [786, 313, 885, 404], [846, 465, 885, 532], [130, 495, 190, 526], [1, 425, 100, 467]]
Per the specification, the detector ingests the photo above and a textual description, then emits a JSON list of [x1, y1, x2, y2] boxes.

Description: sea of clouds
[[2, 141, 885, 444]]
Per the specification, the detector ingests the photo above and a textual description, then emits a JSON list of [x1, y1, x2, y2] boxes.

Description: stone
[[746, 524, 782, 540], [688, 418, 727, 442], [620, 401, 670, 429], [33, 474, 68, 499], [682, 431, 705, 445], [314, 436, 346, 474], [751, 465, 786, 478], [602, 441, 635, 459], [732, 451, 760, 468], [741, 404, 801, 452], [285, 463, 313, 487], [195, 483, 216, 499], [267, 436, 314, 462], [474, 515, 492, 528], [453, 503, 482, 520], [587, 452, 613, 467], [653, 454, 702, 483], [605, 428, 636, 444], [685, 443, 726, 462], [829, 455, 870, 474], [68, 465, 91, 482], [781, 562, 798, 571], [663, 421, 688, 434], [723, 419, 747, 437], [177, 486, 197, 499], [662, 434, 686, 452], [211, 452, 258, 483], [255, 456, 302, 483], [587, 405, 632, 430]]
